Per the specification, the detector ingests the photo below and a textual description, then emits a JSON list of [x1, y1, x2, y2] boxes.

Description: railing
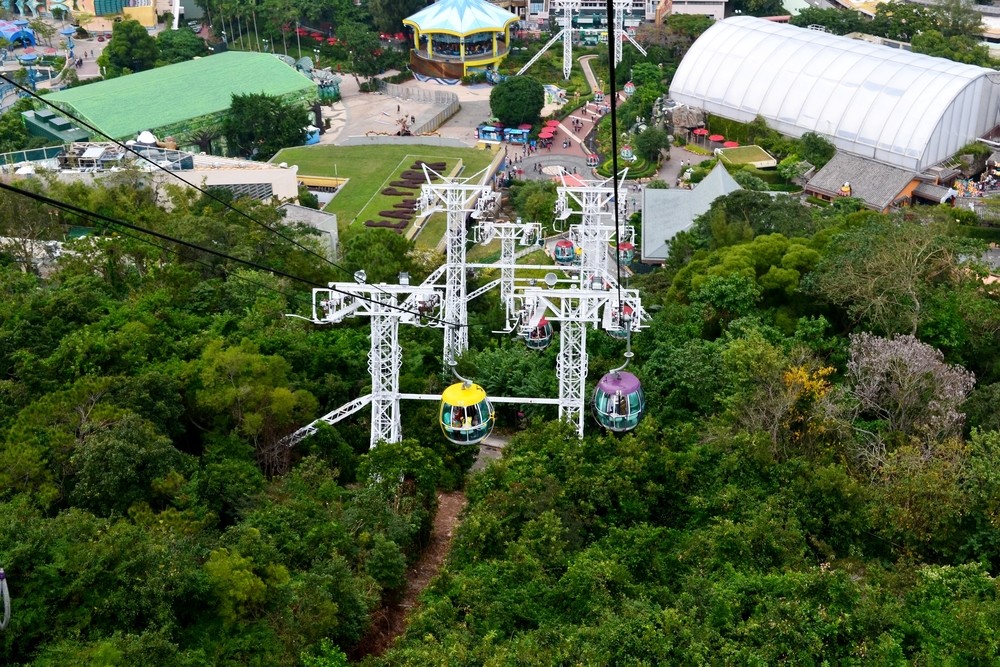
[[0, 145, 66, 169], [377, 81, 460, 135]]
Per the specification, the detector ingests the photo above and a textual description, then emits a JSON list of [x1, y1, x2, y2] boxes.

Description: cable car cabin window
[[440, 383, 495, 445]]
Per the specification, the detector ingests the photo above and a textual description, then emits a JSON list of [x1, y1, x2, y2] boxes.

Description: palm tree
[[184, 127, 222, 154]]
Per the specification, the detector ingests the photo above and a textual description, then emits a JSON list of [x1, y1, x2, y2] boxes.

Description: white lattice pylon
[[476, 218, 542, 328], [516, 0, 580, 80], [611, 0, 647, 66], [515, 284, 644, 436], [282, 282, 443, 449], [560, 0, 581, 80], [418, 169, 496, 364], [368, 290, 403, 446], [554, 170, 629, 286]]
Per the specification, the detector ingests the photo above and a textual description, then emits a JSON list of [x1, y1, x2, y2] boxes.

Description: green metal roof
[[46, 51, 317, 140]]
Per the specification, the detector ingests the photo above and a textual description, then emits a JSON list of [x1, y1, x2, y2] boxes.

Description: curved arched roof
[[403, 0, 518, 37], [669, 16, 1000, 171]]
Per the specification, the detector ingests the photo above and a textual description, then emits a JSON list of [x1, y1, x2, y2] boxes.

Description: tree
[[634, 126, 669, 162], [182, 126, 221, 154], [789, 7, 865, 35], [912, 30, 994, 66], [933, 0, 984, 38], [0, 98, 34, 154], [490, 76, 544, 128], [340, 228, 415, 284], [74, 13, 96, 38], [509, 179, 558, 232], [156, 28, 209, 64], [730, 169, 769, 192], [798, 132, 835, 169], [807, 217, 964, 336], [629, 62, 664, 90], [337, 22, 382, 84], [28, 18, 56, 46], [847, 333, 975, 439], [98, 19, 159, 77], [368, 0, 424, 33], [221, 92, 309, 160], [69, 413, 188, 516], [869, 1, 936, 41]]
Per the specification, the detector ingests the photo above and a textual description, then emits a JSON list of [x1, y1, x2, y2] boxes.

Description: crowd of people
[[955, 171, 1000, 198]]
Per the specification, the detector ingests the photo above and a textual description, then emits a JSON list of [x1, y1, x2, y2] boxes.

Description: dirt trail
[[351, 490, 467, 659]]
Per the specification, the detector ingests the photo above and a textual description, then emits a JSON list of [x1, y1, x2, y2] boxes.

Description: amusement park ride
[[516, 0, 647, 80], [283, 164, 645, 449]]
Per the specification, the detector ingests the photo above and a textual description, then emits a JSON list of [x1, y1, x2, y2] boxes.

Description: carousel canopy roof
[[403, 0, 518, 37]]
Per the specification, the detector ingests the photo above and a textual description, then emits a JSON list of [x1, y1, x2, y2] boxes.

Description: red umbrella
[[708, 134, 725, 142], [723, 141, 740, 148], [518, 123, 532, 130], [539, 131, 554, 138], [545, 120, 560, 127], [692, 128, 709, 136]]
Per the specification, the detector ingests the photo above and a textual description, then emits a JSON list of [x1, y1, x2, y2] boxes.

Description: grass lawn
[[414, 213, 447, 249], [272, 145, 497, 233], [516, 249, 556, 280], [717, 145, 776, 167]]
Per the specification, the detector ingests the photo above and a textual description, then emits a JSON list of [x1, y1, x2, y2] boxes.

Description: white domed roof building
[[669, 16, 1000, 173]]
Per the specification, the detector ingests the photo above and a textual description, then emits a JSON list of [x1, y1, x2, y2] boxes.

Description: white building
[[670, 16, 1000, 172]]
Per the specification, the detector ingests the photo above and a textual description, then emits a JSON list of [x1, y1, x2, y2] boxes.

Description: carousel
[[403, 0, 518, 80]]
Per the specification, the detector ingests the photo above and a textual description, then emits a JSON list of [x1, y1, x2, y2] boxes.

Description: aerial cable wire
[[70, 214, 312, 307], [603, 0, 624, 311], [0, 180, 467, 328], [0, 71, 385, 290]]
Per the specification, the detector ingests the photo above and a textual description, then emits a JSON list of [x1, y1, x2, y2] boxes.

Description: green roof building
[[45, 52, 318, 142]]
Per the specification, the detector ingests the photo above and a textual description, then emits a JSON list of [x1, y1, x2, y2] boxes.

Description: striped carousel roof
[[403, 0, 518, 36]]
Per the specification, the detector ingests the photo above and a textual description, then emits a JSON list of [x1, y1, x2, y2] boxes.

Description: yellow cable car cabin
[[440, 381, 495, 445]]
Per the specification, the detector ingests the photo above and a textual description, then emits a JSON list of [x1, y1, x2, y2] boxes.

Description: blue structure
[[17, 52, 38, 91], [503, 128, 529, 144], [477, 124, 502, 141], [59, 26, 75, 59], [0, 19, 36, 47]]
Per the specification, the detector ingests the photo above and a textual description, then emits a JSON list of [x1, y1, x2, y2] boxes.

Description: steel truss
[[517, 0, 581, 80], [286, 170, 644, 447], [612, 0, 647, 66]]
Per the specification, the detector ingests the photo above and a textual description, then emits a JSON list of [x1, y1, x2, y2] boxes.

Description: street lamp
[[313, 48, 320, 65], [262, 38, 269, 52]]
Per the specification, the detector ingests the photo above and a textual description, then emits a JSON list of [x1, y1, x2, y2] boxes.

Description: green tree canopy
[[156, 28, 209, 64], [490, 76, 545, 128], [97, 19, 159, 78], [789, 7, 865, 34], [368, 0, 425, 33], [221, 92, 310, 160], [634, 126, 670, 162]]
